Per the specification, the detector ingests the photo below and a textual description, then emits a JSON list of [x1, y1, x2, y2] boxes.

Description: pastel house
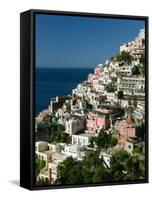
[[116, 116, 137, 148], [86, 110, 110, 134]]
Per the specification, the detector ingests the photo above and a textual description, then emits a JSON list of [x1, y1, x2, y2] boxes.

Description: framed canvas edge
[[20, 9, 149, 191]]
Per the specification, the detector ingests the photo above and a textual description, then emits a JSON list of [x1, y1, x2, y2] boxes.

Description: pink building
[[86, 111, 110, 134], [117, 116, 136, 148], [94, 67, 101, 78]]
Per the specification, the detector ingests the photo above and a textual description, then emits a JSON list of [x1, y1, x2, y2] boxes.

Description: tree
[[88, 136, 96, 148], [140, 53, 145, 65], [35, 158, 46, 178], [112, 170, 125, 181], [106, 83, 115, 92], [111, 77, 117, 84], [92, 166, 109, 183], [133, 144, 143, 154], [68, 164, 83, 184], [51, 131, 70, 144], [110, 149, 129, 177], [116, 51, 133, 64], [57, 157, 81, 184], [95, 130, 110, 149], [36, 178, 49, 186], [82, 150, 110, 184], [112, 150, 129, 162], [140, 66, 145, 76], [110, 136, 118, 147], [82, 150, 101, 170], [132, 65, 140, 75], [82, 168, 94, 184], [118, 91, 124, 102], [124, 156, 140, 179], [95, 129, 117, 149], [110, 159, 124, 172]]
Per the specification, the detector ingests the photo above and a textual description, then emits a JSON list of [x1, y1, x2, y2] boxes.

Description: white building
[[138, 28, 145, 39], [117, 77, 145, 96], [48, 152, 68, 183], [109, 61, 120, 70], [35, 141, 49, 153], [119, 65, 134, 76], [72, 133, 93, 146], [119, 28, 145, 62], [62, 144, 85, 160], [133, 102, 145, 122], [65, 114, 86, 135], [36, 150, 52, 163], [35, 141, 54, 163], [72, 83, 92, 97]]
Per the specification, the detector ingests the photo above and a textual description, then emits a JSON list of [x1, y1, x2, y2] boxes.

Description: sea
[[35, 67, 94, 116]]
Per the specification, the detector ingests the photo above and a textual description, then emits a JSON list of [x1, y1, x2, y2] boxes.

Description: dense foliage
[[35, 157, 46, 178], [57, 151, 110, 184], [56, 148, 145, 185], [51, 131, 71, 144], [116, 51, 133, 64]]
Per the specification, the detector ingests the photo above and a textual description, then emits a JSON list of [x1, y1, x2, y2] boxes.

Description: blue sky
[[35, 14, 145, 68]]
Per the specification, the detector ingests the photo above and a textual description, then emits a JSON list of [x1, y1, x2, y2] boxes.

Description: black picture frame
[[20, 9, 149, 190]]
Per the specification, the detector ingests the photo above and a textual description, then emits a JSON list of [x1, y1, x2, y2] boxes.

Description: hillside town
[[35, 28, 146, 185]]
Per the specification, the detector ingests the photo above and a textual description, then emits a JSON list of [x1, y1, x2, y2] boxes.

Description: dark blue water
[[35, 68, 93, 116]]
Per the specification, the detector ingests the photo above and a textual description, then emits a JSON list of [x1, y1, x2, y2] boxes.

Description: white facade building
[[119, 28, 145, 62], [48, 152, 68, 183], [35, 141, 49, 153], [72, 133, 92, 146], [133, 102, 145, 122], [117, 77, 145, 96], [62, 144, 85, 160], [138, 28, 145, 39], [119, 65, 134, 76], [65, 114, 86, 135], [36, 150, 52, 162]]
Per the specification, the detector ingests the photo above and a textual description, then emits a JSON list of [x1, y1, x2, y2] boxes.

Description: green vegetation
[[132, 65, 140, 75], [111, 77, 117, 84], [92, 166, 109, 183], [51, 131, 71, 144], [57, 157, 83, 184], [56, 148, 145, 184], [88, 129, 118, 149], [96, 129, 118, 149], [124, 156, 141, 179], [140, 53, 145, 66], [35, 157, 46, 178], [110, 149, 145, 181], [106, 83, 115, 92], [36, 178, 49, 186], [116, 51, 133, 64], [140, 65, 145, 76], [133, 144, 143, 154], [118, 90, 124, 100], [57, 151, 110, 184], [88, 136, 96, 148]]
